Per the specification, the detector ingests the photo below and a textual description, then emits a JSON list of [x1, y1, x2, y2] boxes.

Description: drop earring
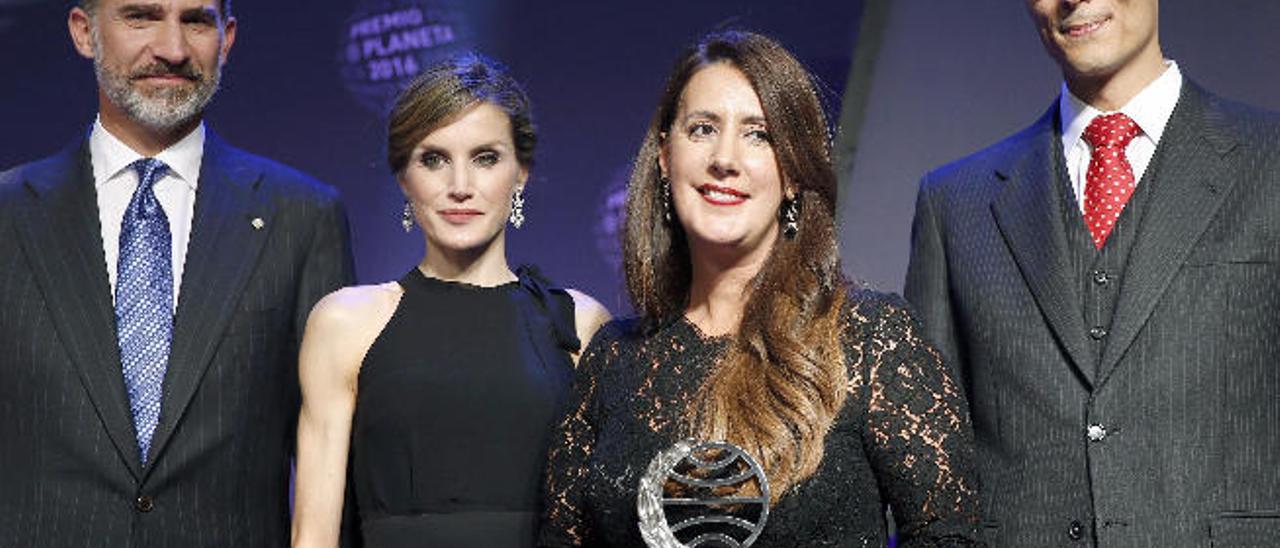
[[660, 176, 672, 224], [782, 197, 799, 239], [509, 186, 526, 228], [401, 200, 414, 233]]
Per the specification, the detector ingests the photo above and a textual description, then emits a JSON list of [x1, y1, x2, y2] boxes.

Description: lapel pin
[[251, 217, 265, 230]]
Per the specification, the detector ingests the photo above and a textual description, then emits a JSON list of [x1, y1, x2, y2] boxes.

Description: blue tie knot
[[130, 158, 169, 218], [131, 158, 169, 188]]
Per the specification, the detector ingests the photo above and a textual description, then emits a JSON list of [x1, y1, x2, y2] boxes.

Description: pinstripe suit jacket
[[904, 81, 1280, 547], [0, 131, 354, 547]]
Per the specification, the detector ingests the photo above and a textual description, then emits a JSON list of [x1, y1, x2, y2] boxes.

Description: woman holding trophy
[[539, 31, 983, 547]]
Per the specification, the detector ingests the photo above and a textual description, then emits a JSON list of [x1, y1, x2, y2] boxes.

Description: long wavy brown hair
[[623, 31, 849, 503]]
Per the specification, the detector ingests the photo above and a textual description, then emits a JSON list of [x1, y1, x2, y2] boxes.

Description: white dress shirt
[[1059, 61, 1183, 212], [90, 118, 202, 308]]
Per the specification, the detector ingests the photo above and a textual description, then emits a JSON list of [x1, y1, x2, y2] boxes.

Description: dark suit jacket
[[0, 131, 354, 547], [905, 82, 1280, 547]]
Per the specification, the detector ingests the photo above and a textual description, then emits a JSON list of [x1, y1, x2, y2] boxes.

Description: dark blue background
[[0, 0, 863, 312]]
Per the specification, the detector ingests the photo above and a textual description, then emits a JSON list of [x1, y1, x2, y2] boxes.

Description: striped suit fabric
[[0, 131, 354, 547], [905, 81, 1280, 547]]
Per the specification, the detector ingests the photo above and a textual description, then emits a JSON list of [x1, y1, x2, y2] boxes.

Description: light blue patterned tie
[[115, 158, 173, 466]]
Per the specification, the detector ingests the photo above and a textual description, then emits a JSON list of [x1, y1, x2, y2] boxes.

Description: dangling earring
[[401, 200, 414, 233], [782, 197, 799, 239], [660, 176, 672, 224], [509, 186, 526, 228]]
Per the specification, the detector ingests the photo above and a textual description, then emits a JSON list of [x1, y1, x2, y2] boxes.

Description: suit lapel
[[990, 107, 1096, 388], [13, 141, 144, 480], [1096, 83, 1241, 386], [145, 132, 275, 468]]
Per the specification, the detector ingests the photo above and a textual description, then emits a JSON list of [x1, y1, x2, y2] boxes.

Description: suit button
[[1086, 424, 1107, 442], [1089, 326, 1108, 340], [1068, 519, 1084, 540], [135, 495, 154, 513], [1092, 270, 1109, 285]]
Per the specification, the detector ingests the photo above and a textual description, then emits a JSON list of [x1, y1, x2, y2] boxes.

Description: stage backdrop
[[836, 0, 1280, 293], [0, 0, 863, 313]]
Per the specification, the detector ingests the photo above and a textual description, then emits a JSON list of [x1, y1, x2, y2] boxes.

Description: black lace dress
[[349, 265, 580, 547], [538, 291, 982, 547]]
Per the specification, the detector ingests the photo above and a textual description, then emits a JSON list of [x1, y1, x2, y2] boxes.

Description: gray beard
[[92, 27, 223, 132]]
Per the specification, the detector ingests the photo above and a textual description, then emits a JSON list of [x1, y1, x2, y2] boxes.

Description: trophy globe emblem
[[637, 439, 770, 547]]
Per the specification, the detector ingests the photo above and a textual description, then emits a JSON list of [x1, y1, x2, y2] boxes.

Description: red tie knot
[[1083, 112, 1140, 150]]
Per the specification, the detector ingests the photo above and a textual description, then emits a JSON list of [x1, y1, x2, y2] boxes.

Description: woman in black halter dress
[[291, 54, 610, 548]]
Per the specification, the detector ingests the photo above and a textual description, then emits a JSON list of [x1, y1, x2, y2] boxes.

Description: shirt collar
[[89, 117, 205, 191], [1059, 60, 1183, 153]]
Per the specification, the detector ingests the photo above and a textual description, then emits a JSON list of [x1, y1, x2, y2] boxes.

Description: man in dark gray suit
[[905, 0, 1280, 546], [0, 0, 353, 546]]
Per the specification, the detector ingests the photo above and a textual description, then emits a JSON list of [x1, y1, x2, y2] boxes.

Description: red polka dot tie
[[1081, 112, 1141, 248]]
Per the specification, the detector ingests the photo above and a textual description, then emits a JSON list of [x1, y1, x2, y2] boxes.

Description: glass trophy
[[637, 439, 770, 547]]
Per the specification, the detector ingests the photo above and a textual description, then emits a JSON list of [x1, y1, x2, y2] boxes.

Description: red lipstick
[[696, 183, 750, 206]]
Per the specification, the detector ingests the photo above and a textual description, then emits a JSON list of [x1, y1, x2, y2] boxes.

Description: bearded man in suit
[[0, 1, 354, 546], [905, 0, 1280, 546]]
